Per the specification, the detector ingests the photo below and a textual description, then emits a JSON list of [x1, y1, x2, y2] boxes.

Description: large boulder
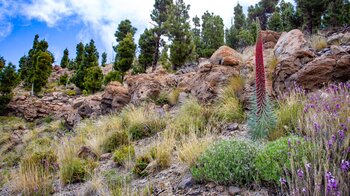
[[261, 30, 282, 49], [177, 65, 239, 103], [101, 81, 130, 114], [273, 29, 350, 93], [125, 69, 177, 103], [272, 29, 315, 94], [285, 45, 350, 91], [209, 46, 243, 66]]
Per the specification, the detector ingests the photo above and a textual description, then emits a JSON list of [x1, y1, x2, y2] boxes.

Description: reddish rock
[[273, 29, 316, 95], [125, 70, 177, 103], [209, 46, 243, 66], [101, 81, 131, 114]]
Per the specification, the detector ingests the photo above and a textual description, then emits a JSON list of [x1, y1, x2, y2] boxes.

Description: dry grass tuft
[[178, 133, 216, 167], [310, 34, 327, 51]]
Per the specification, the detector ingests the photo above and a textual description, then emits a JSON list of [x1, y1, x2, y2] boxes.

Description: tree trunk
[[307, 12, 313, 34], [152, 35, 161, 72]]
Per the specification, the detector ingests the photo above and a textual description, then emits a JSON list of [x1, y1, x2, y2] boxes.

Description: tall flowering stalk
[[248, 18, 276, 140]]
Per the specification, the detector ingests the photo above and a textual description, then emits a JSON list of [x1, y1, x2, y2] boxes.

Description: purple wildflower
[[338, 130, 345, 141], [288, 138, 291, 147], [306, 163, 311, 170], [279, 177, 287, 185], [313, 122, 320, 132], [326, 172, 338, 194], [340, 160, 350, 172], [297, 169, 304, 178], [302, 188, 306, 193], [335, 104, 341, 110]]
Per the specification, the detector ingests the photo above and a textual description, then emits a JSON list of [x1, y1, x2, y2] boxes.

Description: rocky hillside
[[1, 28, 350, 195]]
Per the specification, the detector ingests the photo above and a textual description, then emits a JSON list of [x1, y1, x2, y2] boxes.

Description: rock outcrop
[[261, 30, 282, 49], [273, 29, 350, 94], [101, 81, 130, 114], [178, 65, 239, 102], [125, 69, 177, 104], [272, 29, 316, 94], [209, 46, 243, 66]]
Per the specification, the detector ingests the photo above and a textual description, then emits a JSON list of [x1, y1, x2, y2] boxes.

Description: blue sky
[[0, 0, 292, 67]]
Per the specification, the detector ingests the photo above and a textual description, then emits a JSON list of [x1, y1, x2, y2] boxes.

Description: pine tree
[[150, 0, 173, 70], [60, 48, 69, 68], [267, 7, 282, 31], [114, 19, 137, 42], [101, 52, 107, 67], [234, 3, 245, 29], [192, 15, 201, 59], [72, 40, 100, 90], [114, 20, 137, 71], [18, 35, 54, 93], [295, 0, 328, 33], [200, 11, 225, 57], [247, 0, 279, 30], [323, 0, 348, 28], [139, 28, 157, 72], [0, 56, 5, 71], [280, 0, 295, 31], [0, 62, 19, 114], [166, 0, 194, 69], [84, 39, 99, 68], [116, 33, 136, 80], [30, 51, 53, 93], [75, 42, 85, 69], [84, 66, 103, 94]]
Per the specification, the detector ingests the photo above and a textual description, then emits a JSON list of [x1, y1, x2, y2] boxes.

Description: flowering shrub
[[191, 139, 258, 185], [282, 82, 350, 195], [255, 136, 306, 184]]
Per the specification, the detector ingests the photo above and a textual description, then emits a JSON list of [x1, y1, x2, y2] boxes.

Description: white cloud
[[0, 22, 13, 41], [1, 0, 295, 58]]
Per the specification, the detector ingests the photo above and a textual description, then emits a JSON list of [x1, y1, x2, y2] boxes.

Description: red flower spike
[[255, 19, 266, 116]]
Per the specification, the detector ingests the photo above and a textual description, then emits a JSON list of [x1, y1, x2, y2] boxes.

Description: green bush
[[255, 136, 306, 184], [151, 92, 168, 105], [104, 71, 123, 85], [269, 99, 304, 141], [60, 157, 86, 184], [169, 98, 208, 137], [101, 130, 129, 153], [121, 105, 166, 140], [103, 169, 132, 195], [112, 145, 135, 165], [191, 139, 258, 185], [65, 89, 76, 96], [132, 155, 151, 177], [59, 74, 69, 86], [21, 150, 58, 172]]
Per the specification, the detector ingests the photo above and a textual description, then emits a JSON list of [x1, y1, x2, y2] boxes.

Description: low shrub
[[112, 145, 135, 166], [168, 98, 208, 137], [65, 89, 76, 96], [59, 74, 69, 86], [103, 170, 132, 195], [132, 155, 151, 177], [269, 93, 304, 141], [255, 136, 305, 184], [101, 130, 129, 153], [121, 105, 166, 140], [104, 71, 122, 85], [60, 157, 86, 184], [167, 88, 180, 106], [191, 139, 258, 185]]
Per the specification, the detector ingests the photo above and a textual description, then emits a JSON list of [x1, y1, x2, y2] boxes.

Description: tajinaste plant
[[247, 18, 276, 140]]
